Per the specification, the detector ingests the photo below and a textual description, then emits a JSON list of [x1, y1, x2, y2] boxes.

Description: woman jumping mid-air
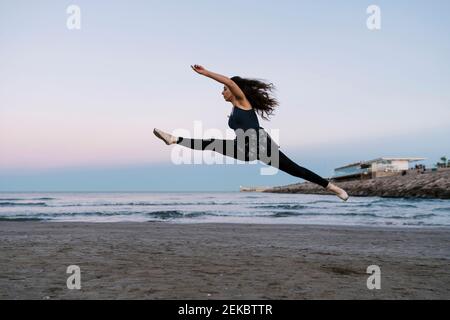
[[153, 64, 349, 201]]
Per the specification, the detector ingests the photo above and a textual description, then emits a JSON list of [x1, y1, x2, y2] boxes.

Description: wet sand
[[0, 222, 449, 299]]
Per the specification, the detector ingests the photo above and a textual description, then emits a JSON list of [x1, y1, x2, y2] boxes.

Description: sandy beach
[[0, 222, 449, 299]]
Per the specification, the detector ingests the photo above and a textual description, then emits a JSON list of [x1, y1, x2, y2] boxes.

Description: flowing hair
[[231, 76, 279, 120]]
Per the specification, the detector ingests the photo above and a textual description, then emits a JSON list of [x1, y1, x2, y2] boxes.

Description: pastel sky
[[1, 0, 449, 191]]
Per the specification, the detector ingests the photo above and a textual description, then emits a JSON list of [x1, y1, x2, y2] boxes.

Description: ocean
[[0, 192, 449, 227]]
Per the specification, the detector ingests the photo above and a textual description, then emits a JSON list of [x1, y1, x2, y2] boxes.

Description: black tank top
[[228, 106, 262, 131]]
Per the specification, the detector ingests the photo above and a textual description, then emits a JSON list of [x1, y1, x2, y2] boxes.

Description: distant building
[[331, 157, 426, 182]]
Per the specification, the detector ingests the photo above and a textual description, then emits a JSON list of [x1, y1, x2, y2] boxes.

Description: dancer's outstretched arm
[[191, 64, 245, 101]]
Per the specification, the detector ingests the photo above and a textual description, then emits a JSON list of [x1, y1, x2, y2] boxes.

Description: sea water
[[0, 192, 449, 227]]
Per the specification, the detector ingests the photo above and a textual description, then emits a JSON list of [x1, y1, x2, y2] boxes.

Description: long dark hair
[[231, 76, 278, 120]]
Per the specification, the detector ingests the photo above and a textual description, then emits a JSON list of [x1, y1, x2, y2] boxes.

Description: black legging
[[176, 129, 330, 188]]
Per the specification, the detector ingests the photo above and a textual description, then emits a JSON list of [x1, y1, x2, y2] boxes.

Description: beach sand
[[0, 222, 449, 299]]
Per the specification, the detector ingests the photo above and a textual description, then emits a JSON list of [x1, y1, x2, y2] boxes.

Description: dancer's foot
[[326, 182, 349, 201], [153, 128, 178, 145]]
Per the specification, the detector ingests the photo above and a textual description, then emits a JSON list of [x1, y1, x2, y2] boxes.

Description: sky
[[1, 0, 449, 191]]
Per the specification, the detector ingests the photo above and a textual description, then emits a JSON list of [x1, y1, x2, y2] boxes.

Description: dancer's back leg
[[276, 151, 330, 188]]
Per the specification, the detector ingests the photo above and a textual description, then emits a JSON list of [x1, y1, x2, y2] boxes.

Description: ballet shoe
[[153, 128, 178, 145], [326, 182, 349, 201]]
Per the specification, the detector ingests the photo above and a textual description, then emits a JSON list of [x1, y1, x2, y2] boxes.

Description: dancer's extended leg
[[176, 137, 253, 161]]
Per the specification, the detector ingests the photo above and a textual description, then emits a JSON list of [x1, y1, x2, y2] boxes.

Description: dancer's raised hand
[[191, 64, 208, 75]]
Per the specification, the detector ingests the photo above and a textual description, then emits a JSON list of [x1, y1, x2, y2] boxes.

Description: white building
[[332, 157, 426, 181]]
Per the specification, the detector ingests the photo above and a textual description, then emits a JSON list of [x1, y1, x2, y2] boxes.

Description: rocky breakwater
[[263, 169, 450, 199]]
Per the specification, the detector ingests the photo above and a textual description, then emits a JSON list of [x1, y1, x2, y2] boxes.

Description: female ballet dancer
[[153, 64, 349, 201]]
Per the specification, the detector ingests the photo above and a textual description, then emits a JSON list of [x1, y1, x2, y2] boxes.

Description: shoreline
[[1, 221, 449, 299], [17, 219, 450, 229]]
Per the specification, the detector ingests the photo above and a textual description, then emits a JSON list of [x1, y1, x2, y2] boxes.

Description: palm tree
[[442, 156, 450, 168], [436, 156, 448, 168]]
